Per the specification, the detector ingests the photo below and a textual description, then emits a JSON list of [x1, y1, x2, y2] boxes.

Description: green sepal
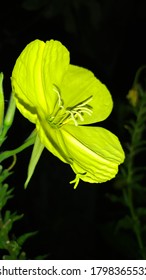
[[25, 134, 44, 188]]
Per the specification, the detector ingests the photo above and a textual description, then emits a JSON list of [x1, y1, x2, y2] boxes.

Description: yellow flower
[[127, 88, 138, 107], [11, 39, 125, 188]]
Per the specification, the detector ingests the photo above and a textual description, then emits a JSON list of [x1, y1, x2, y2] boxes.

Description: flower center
[[48, 85, 93, 128]]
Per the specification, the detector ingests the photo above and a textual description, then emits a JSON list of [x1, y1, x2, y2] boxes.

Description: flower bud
[[0, 73, 4, 134]]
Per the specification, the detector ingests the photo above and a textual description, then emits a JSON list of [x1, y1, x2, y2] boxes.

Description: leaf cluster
[[0, 165, 38, 260], [107, 66, 146, 259], [0, 74, 44, 260]]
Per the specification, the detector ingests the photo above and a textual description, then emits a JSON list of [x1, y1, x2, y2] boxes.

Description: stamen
[[70, 174, 80, 189], [53, 84, 64, 107], [75, 95, 93, 107], [48, 88, 93, 128], [63, 95, 93, 125], [65, 110, 79, 126], [74, 111, 84, 121], [75, 107, 92, 115], [48, 85, 65, 126]]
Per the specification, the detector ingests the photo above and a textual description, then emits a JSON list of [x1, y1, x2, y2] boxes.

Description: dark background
[[1, 0, 146, 259]]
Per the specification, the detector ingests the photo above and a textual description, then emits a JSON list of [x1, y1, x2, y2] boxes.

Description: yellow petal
[[61, 125, 125, 185], [61, 65, 113, 124], [35, 114, 72, 164], [11, 39, 69, 122], [11, 40, 45, 123]]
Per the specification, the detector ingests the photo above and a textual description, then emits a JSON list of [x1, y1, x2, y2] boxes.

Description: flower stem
[[0, 131, 36, 163], [123, 83, 146, 259]]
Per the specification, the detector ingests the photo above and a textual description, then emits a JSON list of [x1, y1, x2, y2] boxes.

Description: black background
[[1, 0, 146, 259]]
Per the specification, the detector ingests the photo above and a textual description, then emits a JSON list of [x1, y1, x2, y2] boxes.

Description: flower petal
[[61, 65, 113, 124], [11, 40, 45, 123], [11, 39, 69, 122], [35, 114, 72, 165], [61, 125, 125, 185]]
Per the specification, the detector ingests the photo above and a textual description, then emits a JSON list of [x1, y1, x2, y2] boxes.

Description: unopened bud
[[4, 93, 16, 127], [0, 73, 4, 134]]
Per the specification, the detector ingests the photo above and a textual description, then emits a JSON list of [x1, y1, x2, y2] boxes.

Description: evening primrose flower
[[11, 39, 125, 188]]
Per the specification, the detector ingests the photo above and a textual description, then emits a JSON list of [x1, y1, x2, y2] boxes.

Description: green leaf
[[35, 254, 49, 260], [18, 251, 27, 260], [0, 183, 13, 210], [134, 140, 146, 149], [106, 193, 125, 205], [3, 211, 23, 234], [17, 231, 38, 246], [0, 167, 12, 184], [133, 166, 146, 175], [136, 207, 146, 218], [115, 215, 133, 233]]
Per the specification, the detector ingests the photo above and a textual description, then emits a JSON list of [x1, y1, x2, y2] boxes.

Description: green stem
[[0, 131, 36, 163], [124, 94, 146, 259]]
